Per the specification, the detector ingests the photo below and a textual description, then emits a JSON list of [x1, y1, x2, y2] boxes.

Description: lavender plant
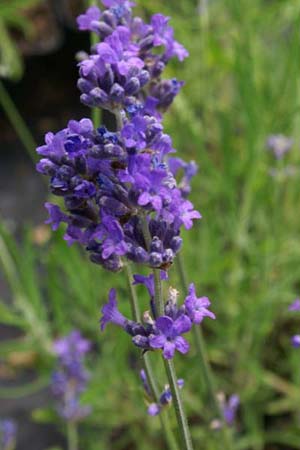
[[36, 1, 230, 448], [0, 420, 17, 450], [52, 330, 92, 450]]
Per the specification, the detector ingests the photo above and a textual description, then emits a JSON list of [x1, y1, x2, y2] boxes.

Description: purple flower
[[76, 3, 188, 116], [121, 115, 147, 149], [96, 215, 129, 259], [150, 79, 184, 111], [52, 331, 91, 423], [45, 203, 68, 231], [291, 335, 300, 347], [148, 403, 161, 416], [38, 2, 201, 277], [184, 283, 215, 324], [0, 419, 17, 450], [100, 288, 128, 330], [178, 200, 202, 230], [289, 299, 300, 311], [133, 271, 168, 298], [140, 369, 151, 396], [102, 0, 135, 8], [77, 6, 101, 32], [211, 393, 240, 429], [223, 394, 240, 426], [53, 330, 91, 362], [149, 315, 192, 359], [169, 157, 198, 196], [266, 134, 293, 159], [151, 14, 189, 62]]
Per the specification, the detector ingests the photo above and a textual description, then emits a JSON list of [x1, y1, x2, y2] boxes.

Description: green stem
[[139, 216, 193, 449], [0, 80, 37, 164], [115, 110, 124, 131], [67, 421, 78, 450], [176, 253, 234, 449], [125, 262, 141, 321], [138, 215, 164, 317], [153, 271, 194, 450], [124, 263, 179, 450], [153, 268, 164, 316], [163, 358, 194, 450], [147, 264, 192, 450]]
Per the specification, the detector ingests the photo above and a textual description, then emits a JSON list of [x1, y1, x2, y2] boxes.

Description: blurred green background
[[1, 0, 300, 449]]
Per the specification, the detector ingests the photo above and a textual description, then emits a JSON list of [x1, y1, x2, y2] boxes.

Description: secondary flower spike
[[211, 393, 240, 429], [52, 331, 92, 422], [0, 419, 17, 450]]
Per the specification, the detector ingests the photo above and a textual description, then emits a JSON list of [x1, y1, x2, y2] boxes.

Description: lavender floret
[[289, 298, 300, 311], [184, 283, 216, 324]]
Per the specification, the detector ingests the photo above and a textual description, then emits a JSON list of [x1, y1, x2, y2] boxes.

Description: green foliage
[[2, 0, 300, 448], [0, 0, 42, 80]]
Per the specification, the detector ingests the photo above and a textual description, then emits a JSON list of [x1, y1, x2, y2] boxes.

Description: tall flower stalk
[[36, 1, 220, 448]]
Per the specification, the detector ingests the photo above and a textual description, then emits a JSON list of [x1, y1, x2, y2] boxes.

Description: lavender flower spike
[[52, 330, 92, 422], [184, 283, 216, 324], [0, 419, 17, 450]]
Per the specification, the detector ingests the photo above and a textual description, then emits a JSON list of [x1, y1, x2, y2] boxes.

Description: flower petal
[[173, 314, 192, 334], [174, 336, 189, 354], [149, 334, 166, 349], [163, 341, 176, 359], [155, 316, 174, 334]]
